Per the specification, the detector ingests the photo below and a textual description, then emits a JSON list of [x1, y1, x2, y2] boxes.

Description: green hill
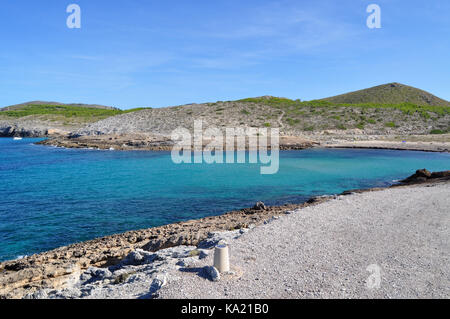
[[0, 102, 149, 121], [2, 83, 449, 138], [0, 101, 120, 111], [0, 102, 151, 137], [321, 83, 450, 107]]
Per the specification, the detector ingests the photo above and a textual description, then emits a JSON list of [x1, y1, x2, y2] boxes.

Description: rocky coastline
[[0, 169, 448, 299], [30, 133, 450, 153], [35, 134, 319, 151]]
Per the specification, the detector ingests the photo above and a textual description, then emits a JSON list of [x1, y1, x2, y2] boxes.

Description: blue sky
[[0, 0, 449, 109]]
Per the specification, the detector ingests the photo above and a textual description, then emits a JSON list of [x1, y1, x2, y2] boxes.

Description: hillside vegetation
[[0, 102, 151, 136], [80, 96, 449, 137], [2, 83, 450, 138], [0, 101, 119, 111], [321, 83, 450, 107], [0, 104, 147, 121], [236, 97, 449, 132]]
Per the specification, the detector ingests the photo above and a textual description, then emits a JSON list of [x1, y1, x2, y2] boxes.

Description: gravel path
[[158, 183, 450, 299]]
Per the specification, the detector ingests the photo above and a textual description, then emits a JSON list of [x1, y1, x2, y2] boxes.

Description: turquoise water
[[0, 138, 449, 262]]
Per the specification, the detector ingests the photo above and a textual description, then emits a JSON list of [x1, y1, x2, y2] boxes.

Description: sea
[[0, 138, 448, 262]]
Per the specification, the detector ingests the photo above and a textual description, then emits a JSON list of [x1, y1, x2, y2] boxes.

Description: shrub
[[1, 104, 149, 120], [236, 96, 450, 118], [286, 118, 300, 126], [430, 129, 446, 134], [385, 122, 396, 128]]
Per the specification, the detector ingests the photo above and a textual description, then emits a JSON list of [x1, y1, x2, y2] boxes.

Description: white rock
[[150, 273, 168, 295], [204, 266, 220, 282]]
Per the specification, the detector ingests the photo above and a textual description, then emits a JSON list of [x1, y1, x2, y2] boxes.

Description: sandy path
[[158, 183, 450, 299]]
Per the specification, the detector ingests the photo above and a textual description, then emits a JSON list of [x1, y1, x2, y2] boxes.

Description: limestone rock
[[252, 201, 267, 211], [204, 266, 220, 282]]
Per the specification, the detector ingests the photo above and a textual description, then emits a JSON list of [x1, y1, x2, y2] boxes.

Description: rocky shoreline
[[32, 133, 450, 153], [35, 134, 319, 151], [0, 201, 313, 299], [0, 169, 448, 299]]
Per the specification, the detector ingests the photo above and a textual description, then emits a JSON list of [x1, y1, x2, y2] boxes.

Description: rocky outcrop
[[0, 121, 70, 137], [0, 123, 44, 137], [36, 134, 318, 151], [252, 201, 267, 211], [400, 169, 450, 184], [36, 134, 176, 151]]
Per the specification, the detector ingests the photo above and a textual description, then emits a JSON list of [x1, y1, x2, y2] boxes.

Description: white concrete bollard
[[213, 244, 230, 273]]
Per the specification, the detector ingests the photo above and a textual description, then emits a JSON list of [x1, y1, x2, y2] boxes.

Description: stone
[[431, 171, 450, 178], [398, 168, 450, 184], [122, 250, 144, 265], [198, 249, 210, 259], [149, 273, 167, 296], [23, 290, 48, 299], [89, 267, 112, 279], [416, 169, 432, 178], [121, 249, 156, 265], [252, 201, 267, 211], [204, 266, 220, 282]]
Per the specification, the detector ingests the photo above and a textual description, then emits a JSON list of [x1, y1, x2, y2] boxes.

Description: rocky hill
[[0, 101, 118, 111], [322, 83, 450, 107], [79, 84, 450, 138], [2, 83, 450, 139], [0, 102, 147, 137]]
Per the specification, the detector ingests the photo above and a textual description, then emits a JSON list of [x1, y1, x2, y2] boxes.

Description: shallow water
[[0, 138, 449, 262]]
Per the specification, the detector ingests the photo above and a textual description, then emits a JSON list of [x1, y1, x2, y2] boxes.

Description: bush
[[237, 97, 450, 118], [286, 118, 300, 126], [430, 129, 446, 134], [385, 122, 396, 128]]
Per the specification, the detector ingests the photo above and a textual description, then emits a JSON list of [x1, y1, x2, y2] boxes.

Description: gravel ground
[[158, 183, 450, 299]]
